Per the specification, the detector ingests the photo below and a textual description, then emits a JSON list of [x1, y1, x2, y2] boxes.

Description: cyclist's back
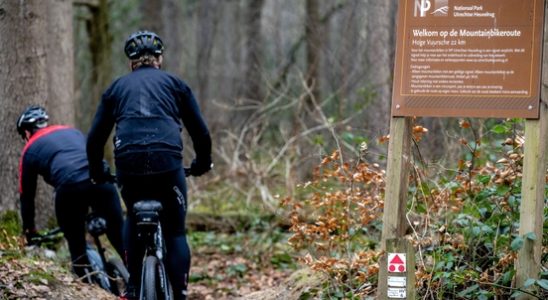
[[20, 125, 88, 188], [102, 66, 199, 175], [87, 30, 212, 300], [17, 106, 124, 280]]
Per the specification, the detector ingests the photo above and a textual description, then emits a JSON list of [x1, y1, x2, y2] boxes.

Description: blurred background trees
[[67, 0, 408, 224], [0, 0, 527, 227]]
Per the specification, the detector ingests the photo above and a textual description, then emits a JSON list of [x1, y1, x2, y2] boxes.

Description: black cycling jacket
[[19, 126, 90, 231], [87, 65, 211, 177]]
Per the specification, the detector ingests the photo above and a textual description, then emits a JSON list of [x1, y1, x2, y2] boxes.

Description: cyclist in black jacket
[[16, 105, 124, 280], [86, 30, 212, 300]]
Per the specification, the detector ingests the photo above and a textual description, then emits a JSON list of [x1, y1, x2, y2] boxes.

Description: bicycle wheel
[[141, 256, 172, 300], [86, 247, 110, 291], [106, 257, 129, 296]]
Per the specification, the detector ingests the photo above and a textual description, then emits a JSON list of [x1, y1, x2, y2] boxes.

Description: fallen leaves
[[189, 252, 291, 300], [0, 252, 116, 300]]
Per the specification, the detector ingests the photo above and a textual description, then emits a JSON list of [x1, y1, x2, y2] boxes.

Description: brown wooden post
[[515, 7, 548, 296], [378, 117, 413, 299], [515, 96, 548, 300], [380, 117, 413, 244]]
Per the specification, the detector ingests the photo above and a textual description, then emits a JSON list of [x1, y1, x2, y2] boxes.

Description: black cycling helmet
[[16, 105, 49, 139], [124, 30, 164, 59]]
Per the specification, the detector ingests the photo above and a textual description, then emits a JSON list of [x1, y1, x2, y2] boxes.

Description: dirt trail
[[0, 245, 295, 300]]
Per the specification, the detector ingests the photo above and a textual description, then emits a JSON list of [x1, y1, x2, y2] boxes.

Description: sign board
[[392, 0, 545, 118], [387, 287, 407, 298], [388, 276, 407, 287], [388, 253, 406, 272]]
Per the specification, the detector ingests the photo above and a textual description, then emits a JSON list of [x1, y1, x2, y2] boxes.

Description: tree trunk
[[365, 0, 398, 138], [46, 0, 75, 126], [86, 0, 114, 164], [139, 0, 183, 75], [195, 0, 220, 113], [305, 0, 321, 105], [0, 0, 52, 227], [38, 0, 75, 228], [233, 0, 265, 128], [140, 0, 162, 34], [139, 0, 184, 76], [292, 0, 323, 133], [328, 0, 362, 119], [241, 0, 265, 103], [161, 0, 184, 76]]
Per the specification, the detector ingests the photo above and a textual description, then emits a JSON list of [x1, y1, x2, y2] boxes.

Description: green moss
[[46, 217, 59, 229], [26, 269, 58, 285], [0, 210, 21, 236], [0, 210, 22, 247]]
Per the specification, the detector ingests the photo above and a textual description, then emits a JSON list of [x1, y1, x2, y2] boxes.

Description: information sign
[[392, 0, 545, 118]]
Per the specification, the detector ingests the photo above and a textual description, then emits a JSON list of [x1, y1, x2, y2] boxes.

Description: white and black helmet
[[16, 105, 49, 139]]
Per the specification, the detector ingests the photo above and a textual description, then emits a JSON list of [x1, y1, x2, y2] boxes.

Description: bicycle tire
[[106, 257, 129, 295], [141, 256, 172, 300], [86, 247, 110, 290]]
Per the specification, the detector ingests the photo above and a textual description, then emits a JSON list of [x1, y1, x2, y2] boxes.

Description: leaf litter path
[[0, 246, 293, 300], [189, 251, 293, 300]]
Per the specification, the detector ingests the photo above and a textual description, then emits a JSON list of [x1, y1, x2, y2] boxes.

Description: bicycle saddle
[[134, 200, 163, 228]]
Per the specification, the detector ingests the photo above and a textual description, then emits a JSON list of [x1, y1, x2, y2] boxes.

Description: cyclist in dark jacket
[[17, 105, 124, 280], [86, 30, 212, 300]]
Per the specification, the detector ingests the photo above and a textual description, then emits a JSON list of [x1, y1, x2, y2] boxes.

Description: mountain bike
[[31, 212, 129, 296], [134, 168, 193, 300]]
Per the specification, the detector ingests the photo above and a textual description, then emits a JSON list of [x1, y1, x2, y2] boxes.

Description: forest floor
[[0, 229, 302, 300], [187, 243, 294, 299]]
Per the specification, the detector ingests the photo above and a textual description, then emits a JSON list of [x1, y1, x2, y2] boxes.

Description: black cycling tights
[[118, 167, 190, 300], [55, 180, 124, 278]]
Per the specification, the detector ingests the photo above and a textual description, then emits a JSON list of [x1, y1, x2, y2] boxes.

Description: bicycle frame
[[133, 200, 173, 300]]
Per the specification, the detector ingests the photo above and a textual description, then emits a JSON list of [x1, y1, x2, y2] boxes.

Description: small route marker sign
[[387, 287, 407, 298], [388, 253, 406, 273], [387, 276, 407, 287]]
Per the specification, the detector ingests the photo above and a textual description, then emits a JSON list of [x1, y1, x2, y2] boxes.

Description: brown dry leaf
[[459, 119, 471, 128], [378, 135, 390, 144]]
